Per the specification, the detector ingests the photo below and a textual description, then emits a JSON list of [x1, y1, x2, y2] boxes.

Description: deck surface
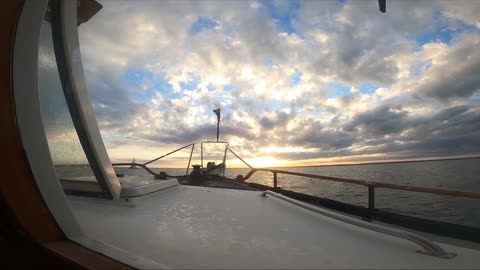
[[67, 184, 480, 269]]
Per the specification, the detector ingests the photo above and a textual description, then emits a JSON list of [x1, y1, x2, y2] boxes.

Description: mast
[[378, 0, 386, 13], [213, 108, 221, 142]]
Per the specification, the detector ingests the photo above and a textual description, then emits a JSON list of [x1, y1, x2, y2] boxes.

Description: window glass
[[38, 18, 96, 183]]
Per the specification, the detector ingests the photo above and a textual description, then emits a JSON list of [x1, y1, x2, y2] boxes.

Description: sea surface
[[59, 158, 480, 228]]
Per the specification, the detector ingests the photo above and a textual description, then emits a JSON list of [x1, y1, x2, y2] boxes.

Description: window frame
[[49, 0, 121, 199], [11, 0, 162, 268]]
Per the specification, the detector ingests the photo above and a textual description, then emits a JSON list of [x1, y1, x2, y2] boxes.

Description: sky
[[75, 0, 480, 168]]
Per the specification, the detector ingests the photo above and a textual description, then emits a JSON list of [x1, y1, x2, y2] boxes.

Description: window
[[36, 0, 121, 199]]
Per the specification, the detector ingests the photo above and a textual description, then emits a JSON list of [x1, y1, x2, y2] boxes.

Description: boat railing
[[242, 168, 480, 210], [112, 162, 162, 177]]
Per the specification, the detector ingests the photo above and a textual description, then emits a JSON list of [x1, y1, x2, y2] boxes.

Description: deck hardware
[[260, 190, 457, 259], [368, 186, 375, 209]]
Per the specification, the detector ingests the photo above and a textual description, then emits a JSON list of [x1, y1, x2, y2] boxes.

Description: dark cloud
[[265, 105, 480, 162], [258, 110, 294, 130], [286, 119, 357, 150], [403, 105, 480, 141], [259, 116, 275, 130], [345, 105, 408, 138], [418, 42, 480, 101], [144, 122, 258, 145]]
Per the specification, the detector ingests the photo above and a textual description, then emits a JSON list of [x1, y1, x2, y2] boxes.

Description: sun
[[246, 156, 284, 168]]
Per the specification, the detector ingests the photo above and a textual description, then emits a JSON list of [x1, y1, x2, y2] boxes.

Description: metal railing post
[[368, 186, 375, 209], [200, 142, 203, 168], [222, 143, 228, 177], [273, 172, 278, 188], [186, 144, 195, 176]]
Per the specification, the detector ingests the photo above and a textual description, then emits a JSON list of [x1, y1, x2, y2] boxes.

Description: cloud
[[258, 110, 294, 130], [439, 0, 480, 29], [414, 34, 480, 101], [345, 105, 408, 138], [62, 0, 480, 165]]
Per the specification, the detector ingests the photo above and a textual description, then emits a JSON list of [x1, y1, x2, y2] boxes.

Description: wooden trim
[[0, 1, 134, 269], [42, 241, 133, 270], [0, 0, 64, 243]]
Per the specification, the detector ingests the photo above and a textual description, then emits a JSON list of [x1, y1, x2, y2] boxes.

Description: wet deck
[[176, 175, 257, 191], [67, 185, 480, 269]]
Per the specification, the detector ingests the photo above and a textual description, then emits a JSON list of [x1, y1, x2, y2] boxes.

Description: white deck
[[67, 185, 480, 269]]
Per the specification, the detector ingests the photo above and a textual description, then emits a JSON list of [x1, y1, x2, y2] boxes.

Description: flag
[[213, 108, 221, 119]]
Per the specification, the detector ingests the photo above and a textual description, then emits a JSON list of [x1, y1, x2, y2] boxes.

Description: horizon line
[[90, 155, 480, 169]]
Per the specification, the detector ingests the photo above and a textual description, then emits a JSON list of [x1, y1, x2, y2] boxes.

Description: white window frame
[[12, 0, 162, 268], [15, 0, 121, 200], [49, 0, 121, 199]]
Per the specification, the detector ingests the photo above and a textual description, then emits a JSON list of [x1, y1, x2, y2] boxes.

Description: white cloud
[[71, 0, 480, 165], [250, 1, 262, 9], [439, 0, 480, 29]]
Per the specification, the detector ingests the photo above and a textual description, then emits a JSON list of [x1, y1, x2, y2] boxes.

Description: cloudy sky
[[76, 0, 480, 168]]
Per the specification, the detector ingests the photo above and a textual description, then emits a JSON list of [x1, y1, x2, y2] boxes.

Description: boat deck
[[176, 175, 257, 190], [67, 183, 480, 269]]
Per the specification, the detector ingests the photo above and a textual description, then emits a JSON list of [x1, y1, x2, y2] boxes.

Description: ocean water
[[62, 158, 480, 228]]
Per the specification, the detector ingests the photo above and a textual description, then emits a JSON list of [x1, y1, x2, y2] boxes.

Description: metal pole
[[216, 118, 220, 142], [213, 108, 220, 142], [227, 148, 254, 169], [273, 172, 278, 188], [200, 142, 203, 168], [143, 143, 193, 166], [222, 144, 228, 177], [186, 144, 195, 176], [368, 186, 375, 209]]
